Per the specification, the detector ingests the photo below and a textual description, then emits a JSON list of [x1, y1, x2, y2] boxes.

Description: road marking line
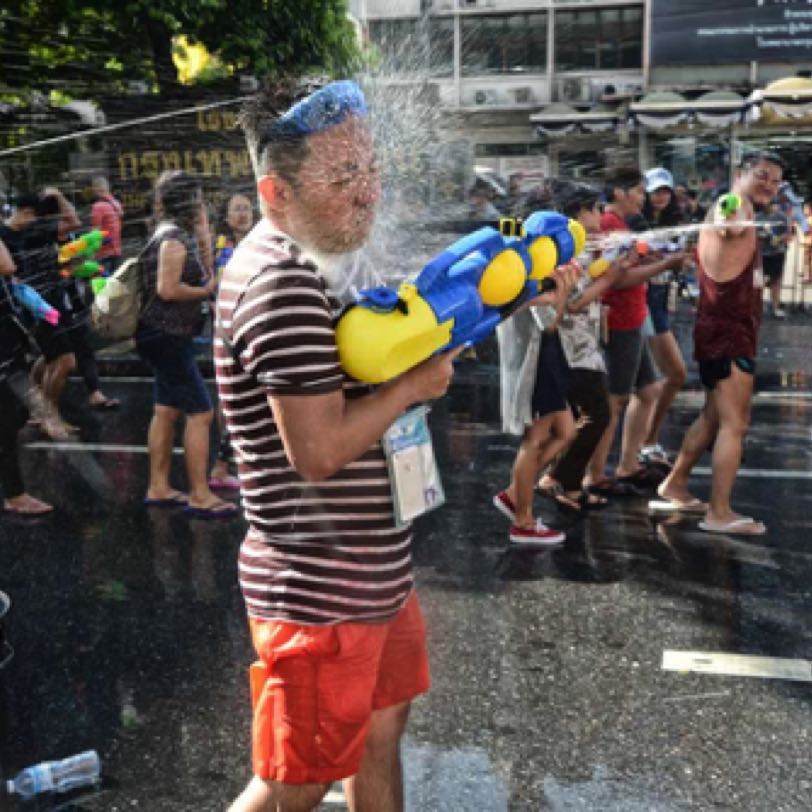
[[662, 650, 812, 682], [693, 467, 812, 480], [24, 441, 181, 455]]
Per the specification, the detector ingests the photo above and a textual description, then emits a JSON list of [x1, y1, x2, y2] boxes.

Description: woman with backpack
[[136, 171, 237, 518]]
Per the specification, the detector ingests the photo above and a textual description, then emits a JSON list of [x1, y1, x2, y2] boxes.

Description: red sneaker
[[509, 521, 565, 547], [492, 490, 516, 522]]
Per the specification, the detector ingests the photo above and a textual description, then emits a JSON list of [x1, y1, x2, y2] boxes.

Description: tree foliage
[[0, 0, 363, 99]]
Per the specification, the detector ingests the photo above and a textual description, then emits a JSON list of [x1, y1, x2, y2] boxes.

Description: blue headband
[[258, 80, 368, 153]]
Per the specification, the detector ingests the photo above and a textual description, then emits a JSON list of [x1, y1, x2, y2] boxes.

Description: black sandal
[[616, 466, 666, 491], [579, 491, 609, 511], [587, 478, 640, 498]]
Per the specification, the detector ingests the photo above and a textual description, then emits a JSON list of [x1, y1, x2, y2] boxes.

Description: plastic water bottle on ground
[[5, 750, 100, 800]]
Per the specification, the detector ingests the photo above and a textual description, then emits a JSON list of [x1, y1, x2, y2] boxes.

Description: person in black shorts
[[0, 189, 80, 439], [494, 258, 578, 547], [0, 238, 53, 514]]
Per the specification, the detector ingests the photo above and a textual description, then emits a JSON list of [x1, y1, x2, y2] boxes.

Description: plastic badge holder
[[382, 405, 445, 527]]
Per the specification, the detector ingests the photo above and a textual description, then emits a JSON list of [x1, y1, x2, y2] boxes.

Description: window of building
[[555, 6, 642, 72], [368, 19, 421, 73], [368, 17, 454, 76], [429, 16, 454, 77], [461, 13, 548, 76]]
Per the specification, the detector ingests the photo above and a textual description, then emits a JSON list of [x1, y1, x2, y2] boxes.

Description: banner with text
[[650, 1, 812, 65]]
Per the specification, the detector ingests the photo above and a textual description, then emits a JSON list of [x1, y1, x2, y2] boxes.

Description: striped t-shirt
[[214, 219, 413, 625]]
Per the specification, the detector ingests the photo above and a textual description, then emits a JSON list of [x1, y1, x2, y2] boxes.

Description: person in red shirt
[[90, 176, 123, 275], [586, 166, 686, 496], [655, 152, 783, 535]]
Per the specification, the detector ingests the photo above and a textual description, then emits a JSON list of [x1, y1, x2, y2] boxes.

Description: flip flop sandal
[[90, 397, 121, 410], [144, 492, 188, 508], [648, 498, 707, 515], [3, 498, 54, 515], [698, 517, 766, 536], [183, 501, 239, 520]]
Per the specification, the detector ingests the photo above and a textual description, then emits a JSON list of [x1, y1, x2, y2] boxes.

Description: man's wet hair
[[604, 165, 643, 202], [740, 151, 786, 173], [240, 76, 328, 185]]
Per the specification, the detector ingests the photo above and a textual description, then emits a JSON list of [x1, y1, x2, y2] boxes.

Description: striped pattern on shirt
[[214, 219, 412, 625]]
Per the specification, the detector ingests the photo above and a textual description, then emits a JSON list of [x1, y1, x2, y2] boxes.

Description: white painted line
[[692, 467, 812, 480], [90, 376, 215, 384], [755, 391, 812, 400], [662, 650, 812, 682], [661, 690, 731, 703], [24, 441, 182, 455]]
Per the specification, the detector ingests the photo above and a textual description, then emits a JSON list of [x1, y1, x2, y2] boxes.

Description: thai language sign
[[650, 0, 812, 65]]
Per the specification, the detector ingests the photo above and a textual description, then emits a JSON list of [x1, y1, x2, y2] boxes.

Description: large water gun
[[10, 281, 60, 325], [335, 211, 586, 384]]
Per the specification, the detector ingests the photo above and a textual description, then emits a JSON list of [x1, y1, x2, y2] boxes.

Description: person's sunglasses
[[258, 80, 367, 154]]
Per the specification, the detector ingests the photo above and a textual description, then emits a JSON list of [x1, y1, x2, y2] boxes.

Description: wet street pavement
[[2, 309, 812, 811]]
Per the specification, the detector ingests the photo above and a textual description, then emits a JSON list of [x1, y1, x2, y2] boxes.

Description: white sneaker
[[773, 308, 787, 319]]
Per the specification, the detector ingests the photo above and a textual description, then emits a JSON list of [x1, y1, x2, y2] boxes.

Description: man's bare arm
[[612, 253, 687, 289], [270, 348, 462, 481]]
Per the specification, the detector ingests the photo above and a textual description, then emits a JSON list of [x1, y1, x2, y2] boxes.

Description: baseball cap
[[645, 167, 674, 193]]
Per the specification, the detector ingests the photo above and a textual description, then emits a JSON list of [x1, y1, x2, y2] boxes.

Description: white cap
[[645, 167, 674, 193]]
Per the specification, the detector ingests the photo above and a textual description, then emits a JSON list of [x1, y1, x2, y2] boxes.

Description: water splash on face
[[325, 12, 471, 303]]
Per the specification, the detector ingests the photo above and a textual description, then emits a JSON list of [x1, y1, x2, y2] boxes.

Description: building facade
[[358, 0, 645, 191], [357, 0, 812, 199]]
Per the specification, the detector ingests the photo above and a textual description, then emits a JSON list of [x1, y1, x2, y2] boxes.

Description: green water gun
[[719, 193, 742, 218]]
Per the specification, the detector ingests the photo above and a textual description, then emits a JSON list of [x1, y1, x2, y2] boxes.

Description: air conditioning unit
[[513, 87, 534, 105], [592, 79, 643, 100], [473, 88, 499, 106], [556, 77, 593, 104]]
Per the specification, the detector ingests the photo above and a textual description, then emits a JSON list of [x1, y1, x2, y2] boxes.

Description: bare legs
[[32, 353, 78, 439], [507, 410, 575, 527], [344, 702, 410, 812], [145, 405, 227, 509], [228, 703, 411, 812], [658, 364, 763, 532], [645, 331, 687, 451], [586, 381, 659, 484]]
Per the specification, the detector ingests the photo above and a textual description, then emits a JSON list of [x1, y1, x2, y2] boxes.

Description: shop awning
[[749, 77, 812, 123], [530, 102, 620, 138], [629, 91, 749, 130]]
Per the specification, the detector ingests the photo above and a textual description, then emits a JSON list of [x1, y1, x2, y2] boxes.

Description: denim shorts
[[136, 330, 212, 414], [647, 283, 670, 335]]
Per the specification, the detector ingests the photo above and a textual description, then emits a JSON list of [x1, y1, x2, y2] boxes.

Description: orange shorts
[[248, 591, 430, 785]]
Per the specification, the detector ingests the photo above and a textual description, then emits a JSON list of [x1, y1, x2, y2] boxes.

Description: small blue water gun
[[10, 281, 60, 325]]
